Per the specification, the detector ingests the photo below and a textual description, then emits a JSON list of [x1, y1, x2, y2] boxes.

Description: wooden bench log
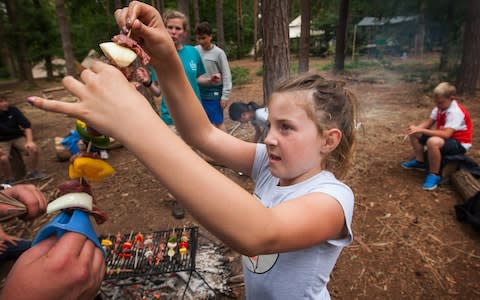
[[451, 169, 480, 201]]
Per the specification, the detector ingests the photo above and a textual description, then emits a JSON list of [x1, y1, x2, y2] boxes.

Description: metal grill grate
[[102, 226, 198, 280]]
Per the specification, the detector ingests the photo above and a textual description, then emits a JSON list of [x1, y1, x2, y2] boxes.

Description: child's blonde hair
[[163, 9, 188, 31], [274, 73, 357, 178], [433, 82, 456, 98]]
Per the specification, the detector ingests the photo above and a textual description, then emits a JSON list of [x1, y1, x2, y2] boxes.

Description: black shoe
[[172, 201, 185, 219]]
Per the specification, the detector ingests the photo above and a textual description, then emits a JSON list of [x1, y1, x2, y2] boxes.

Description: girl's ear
[[241, 112, 250, 120], [320, 128, 342, 154]]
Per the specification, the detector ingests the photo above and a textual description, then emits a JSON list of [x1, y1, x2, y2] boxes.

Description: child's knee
[[426, 137, 444, 148]]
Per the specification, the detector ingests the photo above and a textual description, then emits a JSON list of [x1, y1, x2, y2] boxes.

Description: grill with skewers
[[102, 226, 198, 279]]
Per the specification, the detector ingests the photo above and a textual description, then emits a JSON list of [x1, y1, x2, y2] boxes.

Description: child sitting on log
[[402, 82, 473, 190]]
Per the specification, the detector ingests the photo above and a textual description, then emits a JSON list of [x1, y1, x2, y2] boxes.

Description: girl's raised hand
[[114, 1, 175, 68]]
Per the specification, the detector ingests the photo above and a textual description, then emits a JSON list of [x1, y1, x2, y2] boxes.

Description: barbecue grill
[[102, 226, 198, 280]]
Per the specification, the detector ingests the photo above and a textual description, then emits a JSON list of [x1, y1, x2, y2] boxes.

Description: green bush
[[231, 66, 250, 85]]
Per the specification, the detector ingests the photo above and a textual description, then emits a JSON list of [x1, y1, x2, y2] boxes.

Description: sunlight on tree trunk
[[55, 0, 76, 76], [261, 0, 290, 104]]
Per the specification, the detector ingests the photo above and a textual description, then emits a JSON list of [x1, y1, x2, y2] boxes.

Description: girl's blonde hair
[[274, 73, 357, 178], [163, 9, 188, 31]]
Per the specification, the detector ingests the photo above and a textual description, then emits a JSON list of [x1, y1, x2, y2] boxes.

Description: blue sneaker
[[423, 173, 441, 190], [401, 159, 426, 171]]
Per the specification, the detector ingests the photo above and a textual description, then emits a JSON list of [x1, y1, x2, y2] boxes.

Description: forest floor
[[0, 54, 480, 299]]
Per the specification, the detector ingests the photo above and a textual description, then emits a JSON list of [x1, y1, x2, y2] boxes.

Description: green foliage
[[231, 66, 250, 85]]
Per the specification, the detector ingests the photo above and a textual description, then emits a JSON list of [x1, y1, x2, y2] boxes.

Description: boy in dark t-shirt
[[0, 96, 46, 183]]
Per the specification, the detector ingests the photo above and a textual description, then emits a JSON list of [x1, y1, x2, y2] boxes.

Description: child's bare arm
[[417, 118, 435, 129], [117, 2, 256, 175], [27, 2, 347, 256]]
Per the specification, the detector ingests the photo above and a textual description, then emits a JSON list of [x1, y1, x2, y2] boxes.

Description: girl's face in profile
[[264, 92, 326, 185]]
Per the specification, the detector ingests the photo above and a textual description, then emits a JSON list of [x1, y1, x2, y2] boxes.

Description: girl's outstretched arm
[[27, 1, 347, 256], [115, 1, 256, 175]]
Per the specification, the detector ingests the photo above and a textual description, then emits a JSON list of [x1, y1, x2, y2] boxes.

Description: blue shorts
[[202, 99, 224, 125]]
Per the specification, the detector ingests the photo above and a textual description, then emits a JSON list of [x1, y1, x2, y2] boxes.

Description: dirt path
[[1, 57, 479, 299]]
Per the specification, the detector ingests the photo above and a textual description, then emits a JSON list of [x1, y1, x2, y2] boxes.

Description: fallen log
[[451, 169, 480, 201]]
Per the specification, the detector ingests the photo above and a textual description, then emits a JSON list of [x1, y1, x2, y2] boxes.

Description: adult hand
[[0, 232, 105, 300], [0, 184, 47, 220]]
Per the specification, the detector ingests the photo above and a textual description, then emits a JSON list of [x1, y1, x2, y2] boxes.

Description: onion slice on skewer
[[46, 192, 93, 214], [99, 42, 137, 68]]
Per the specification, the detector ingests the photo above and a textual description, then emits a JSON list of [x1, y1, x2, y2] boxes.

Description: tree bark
[[55, 0, 76, 76], [451, 169, 480, 202], [298, 0, 311, 73], [0, 8, 16, 78], [261, 0, 290, 104], [192, 0, 200, 26], [334, 0, 349, 72], [236, 0, 243, 59], [177, 0, 190, 42], [439, 0, 455, 71], [253, 0, 259, 61], [5, 0, 33, 82], [33, 0, 54, 80], [457, 0, 480, 95], [216, 0, 225, 49]]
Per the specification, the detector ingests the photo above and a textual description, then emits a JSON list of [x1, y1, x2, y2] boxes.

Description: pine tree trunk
[[192, 0, 200, 26], [457, 0, 480, 95], [334, 0, 349, 72], [236, 0, 243, 59], [5, 0, 33, 82], [439, 0, 454, 71], [177, 0, 190, 42], [33, 0, 54, 80], [261, 0, 290, 104], [298, 0, 311, 73], [0, 9, 16, 78], [55, 0, 76, 76], [253, 0, 259, 61], [216, 0, 225, 50]]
